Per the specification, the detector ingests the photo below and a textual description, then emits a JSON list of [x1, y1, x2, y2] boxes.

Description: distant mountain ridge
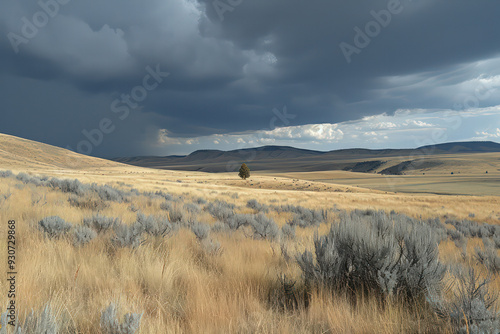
[[417, 141, 500, 153], [0, 133, 497, 176], [113, 141, 500, 173]]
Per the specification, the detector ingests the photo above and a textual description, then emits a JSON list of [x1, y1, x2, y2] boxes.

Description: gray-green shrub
[[38, 216, 72, 239], [475, 239, 500, 274], [0, 170, 13, 178], [1, 304, 58, 334], [447, 219, 498, 239], [112, 224, 143, 248], [250, 213, 279, 240], [83, 214, 119, 234], [206, 200, 235, 221], [297, 211, 446, 303], [225, 214, 252, 230], [195, 197, 207, 205], [49, 177, 87, 196], [281, 223, 296, 240], [191, 222, 210, 241], [247, 199, 269, 213], [91, 183, 127, 203], [432, 267, 499, 334], [73, 225, 97, 246], [184, 203, 201, 214], [100, 303, 142, 334], [201, 238, 222, 255], [160, 201, 172, 212], [135, 212, 171, 237], [274, 204, 325, 227], [167, 205, 184, 223]]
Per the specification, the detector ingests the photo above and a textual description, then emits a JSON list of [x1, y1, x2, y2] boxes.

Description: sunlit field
[[1, 165, 500, 333]]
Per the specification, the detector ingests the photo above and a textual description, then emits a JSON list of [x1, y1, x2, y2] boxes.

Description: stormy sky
[[1, 0, 500, 157]]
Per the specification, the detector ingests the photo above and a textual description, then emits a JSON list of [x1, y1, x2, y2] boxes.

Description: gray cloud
[[1, 0, 500, 157]]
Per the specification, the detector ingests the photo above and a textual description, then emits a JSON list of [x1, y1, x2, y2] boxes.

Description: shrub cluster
[[37, 212, 176, 248], [166, 204, 184, 223], [297, 211, 446, 303], [143, 190, 175, 201], [204, 200, 280, 239], [73, 226, 97, 246], [135, 212, 172, 237], [0, 169, 13, 178], [189, 221, 222, 254], [205, 200, 235, 221], [281, 223, 296, 240], [274, 204, 325, 228], [184, 202, 201, 214], [201, 238, 222, 255], [68, 194, 110, 211], [246, 199, 269, 213], [1, 302, 144, 334], [83, 214, 119, 234], [191, 222, 210, 241], [7, 171, 131, 204], [194, 197, 207, 205], [38, 216, 72, 239], [48, 178, 87, 196], [159, 201, 172, 212], [100, 303, 143, 334], [111, 213, 173, 248], [224, 214, 253, 231], [15, 172, 49, 187], [475, 239, 500, 274], [1, 304, 58, 334], [90, 184, 127, 203], [431, 267, 499, 333], [249, 213, 279, 240], [112, 223, 143, 249], [447, 219, 500, 239]]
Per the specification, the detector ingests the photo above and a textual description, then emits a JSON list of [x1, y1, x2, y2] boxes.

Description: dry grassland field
[[1, 133, 500, 333]]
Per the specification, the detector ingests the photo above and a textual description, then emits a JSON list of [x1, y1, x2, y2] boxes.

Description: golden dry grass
[[0, 176, 459, 333], [0, 134, 499, 333]]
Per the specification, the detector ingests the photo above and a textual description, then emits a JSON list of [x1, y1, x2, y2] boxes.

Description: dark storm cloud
[[0, 0, 499, 156]]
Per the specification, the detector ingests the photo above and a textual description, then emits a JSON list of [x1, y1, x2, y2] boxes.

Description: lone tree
[[238, 163, 250, 180]]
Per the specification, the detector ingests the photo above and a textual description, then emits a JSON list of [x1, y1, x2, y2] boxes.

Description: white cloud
[[157, 129, 182, 145], [475, 128, 500, 139], [403, 120, 434, 127], [157, 105, 500, 154], [370, 122, 397, 129]]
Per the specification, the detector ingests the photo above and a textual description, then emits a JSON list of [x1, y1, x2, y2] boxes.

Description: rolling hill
[[113, 141, 500, 174], [0, 133, 123, 171]]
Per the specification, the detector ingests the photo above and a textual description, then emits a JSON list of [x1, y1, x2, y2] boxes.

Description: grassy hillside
[[0, 133, 122, 171]]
